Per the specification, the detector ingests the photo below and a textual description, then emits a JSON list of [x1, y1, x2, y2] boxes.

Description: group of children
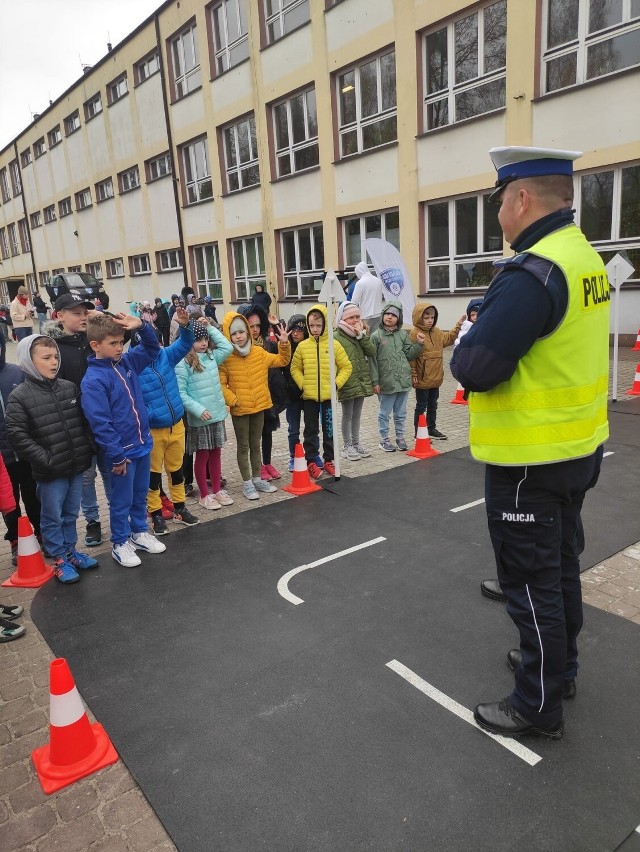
[[0, 286, 478, 607]]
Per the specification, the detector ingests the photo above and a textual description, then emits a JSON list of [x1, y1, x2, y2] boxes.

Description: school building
[[0, 0, 639, 329]]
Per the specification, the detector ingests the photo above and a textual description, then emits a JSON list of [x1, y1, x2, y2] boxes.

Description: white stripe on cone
[[416, 421, 429, 439], [293, 455, 307, 472], [18, 532, 41, 557], [50, 685, 86, 727]]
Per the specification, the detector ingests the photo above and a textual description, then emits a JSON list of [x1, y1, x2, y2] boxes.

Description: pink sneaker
[[264, 463, 281, 480], [260, 464, 273, 481]]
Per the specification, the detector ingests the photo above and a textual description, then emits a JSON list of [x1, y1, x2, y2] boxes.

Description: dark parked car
[[45, 272, 109, 310]]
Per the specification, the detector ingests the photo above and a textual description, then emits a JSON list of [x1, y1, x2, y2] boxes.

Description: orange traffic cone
[[407, 414, 440, 460], [32, 658, 118, 794], [632, 330, 640, 352], [450, 383, 467, 405], [626, 363, 640, 396], [282, 443, 322, 495], [2, 515, 54, 588]]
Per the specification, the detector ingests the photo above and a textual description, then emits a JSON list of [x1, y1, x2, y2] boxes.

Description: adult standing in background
[[9, 287, 34, 341], [451, 147, 610, 740], [251, 283, 272, 314], [32, 292, 49, 333], [351, 261, 383, 334]]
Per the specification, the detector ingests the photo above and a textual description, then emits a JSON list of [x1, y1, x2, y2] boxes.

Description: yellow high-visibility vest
[[469, 224, 610, 465]]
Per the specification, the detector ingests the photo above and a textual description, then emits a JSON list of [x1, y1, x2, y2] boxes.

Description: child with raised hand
[[219, 312, 291, 500], [175, 319, 233, 510], [282, 314, 308, 471], [333, 301, 376, 460], [369, 301, 425, 453], [81, 312, 165, 568], [290, 304, 352, 479], [5, 335, 97, 584]]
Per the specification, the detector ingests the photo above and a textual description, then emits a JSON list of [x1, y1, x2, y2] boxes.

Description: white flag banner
[[364, 238, 416, 324]]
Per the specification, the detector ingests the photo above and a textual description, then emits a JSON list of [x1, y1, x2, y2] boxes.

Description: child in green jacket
[[334, 301, 376, 460]]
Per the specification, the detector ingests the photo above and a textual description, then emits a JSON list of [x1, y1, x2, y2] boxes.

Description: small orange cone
[[32, 658, 118, 794], [626, 363, 640, 396], [407, 414, 440, 460], [282, 443, 322, 495], [632, 330, 640, 352], [2, 515, 54, 588], [450, 383, 468, 405]]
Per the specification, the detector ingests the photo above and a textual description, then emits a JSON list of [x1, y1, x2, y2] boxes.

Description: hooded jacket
[[409, 302, 463, 389], [175, 325, 233, 427], [43, 320, 93, 389], [369, 300, 423, 394], [5, 335, 94, 482], [454, 298, 484, 350], [138, 323, 195, 428], [290, 304, 352, 402], [80, 321, 159, 466], [219, 312, 291, 415], [333, 301, 375, 401], [0, 335, 25, 465], [350, 261, 383, 319]]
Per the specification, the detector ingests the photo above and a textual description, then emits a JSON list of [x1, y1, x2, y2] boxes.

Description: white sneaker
[[253, 477, 277, 493], [341, 444, 361, 461], [199, 494, 221, 510], [354, 443, 371, 458], [130, 532, 167, 554], [213, 489, 234, 506], [112, 541, 141, 568], [243, 481, 260, 500]]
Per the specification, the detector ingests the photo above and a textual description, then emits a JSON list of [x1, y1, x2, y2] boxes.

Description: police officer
[[451, 147, 610, 739]]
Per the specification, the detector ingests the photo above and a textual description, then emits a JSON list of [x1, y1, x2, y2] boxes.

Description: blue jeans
[[108, 453, 152, 545], [378, 391, 409, 440], [81, 452, 113, 523], [285, 400, 303, 456], [14, 327, 33, 341], [36, 475, 83, 560], [37, 312, 47, 333]]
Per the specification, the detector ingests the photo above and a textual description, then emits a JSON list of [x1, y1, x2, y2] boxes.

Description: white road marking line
[[603, 451, 614, 457], [386, 659, 542, 767], [450, 497, 485, 513], [636, 824, 640, 834], [277, 536, 387, 605]]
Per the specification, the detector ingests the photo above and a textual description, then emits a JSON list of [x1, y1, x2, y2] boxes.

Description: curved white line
[[277, 536, 386, 605]]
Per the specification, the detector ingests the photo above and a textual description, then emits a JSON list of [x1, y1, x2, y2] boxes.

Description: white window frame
[[264, 0, 310, 44], [0, 229, 8, 260], [39, 271, 50, 287], [30, 211, 42, 229], [131, 254, 151, 275], [425, 192, 503, 292], [108, 75, 128, 105], [86, 262, 103, 281], [231, 235, 265, 301], [211, 0, 249, 75], [342, 208, 400, 269], [7, 223, 19, 256], [52, 268, 65, 275], [48, 125, 62, 147], [85, 93, 103, 120], [193, 243, 223, 299], [75, 188, 92, 210], [158, 249, 183, 271], [136, 51, 160, 83], [20, 149, 32, 167], [106, 258, 125, 278], [0, 168, 10, 202], [44, 205, 56, 223], [59, 197, 72, 218], [33, 138, 46, 158], [67, 266, 82, 273], [171, 22, 201, 98], [182, 138, 213, 204], [223, 114, 259, 192], [119, 166, 140, 194], [273, 86, 319, 178], [9, 161, 21, 196], [18, 220, 30, 253], [280, 224, 324, 298], [337, 49, 397, 158], [542, 0, 640, 93], [423, 0, 507, 131], [147, 152, 172, 182], [64, 111, 81, 135], [96, 177, 114, 202]]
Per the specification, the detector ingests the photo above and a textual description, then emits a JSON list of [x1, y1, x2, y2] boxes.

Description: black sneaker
[[173, 507, 199, 526], [152, 513, 170, 536], [10, 541, 18, 567], [428, 429, 448, 440], [184, 484, 194, 497], [85, 521, 102, 547]]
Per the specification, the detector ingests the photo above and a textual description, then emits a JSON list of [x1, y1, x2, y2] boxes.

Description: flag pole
[[319, 270, 345, 480]]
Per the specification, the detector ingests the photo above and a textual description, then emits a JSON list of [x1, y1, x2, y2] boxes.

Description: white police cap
[[488, 146, 582, 202]]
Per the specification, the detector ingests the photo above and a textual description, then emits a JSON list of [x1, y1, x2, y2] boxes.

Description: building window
[[30, 211, 42, 229], [39, 271, 50, 287], [0, 229, 8, 260], [96, 177, 114, 202], [44, 205, 56, 223], [64, 111, 81, 135], [543, 0, 640, 93], [75, 188, 92, 210], [264, 0, 310, 44], [20, 149, 32, 168], [426, 192, 503, 291], [423, 0, 506, 131], [26, 273, 36, 289], [135, 51, 160, 84], [343, 209, 400, 268], [9, 161, 21, 196], [52, 268, 65, 275], [281, 224, 324, 298], [18, 220, 30, 253], [59, 197, 72, 218], [211, 0, 249, 75], [193, 243, 223, 298], [231, 235, 265, 301], [338, 49, 397, 158], [67, 266, 82, 273], [48, 125, 62, 147], [130, 254, 151, 275], [107, 74, 128, 105], [171, 22, 201, 99], [84, 93, 103, 121], [106, 258, 125, 278], [7, 224, 19, 256], [0, 168, 10, 202], [577, 163, 640, 280], [118, 166, 141, 193], [33, 138, 46, 158], [181, 137, 213, 204], [273, 86, 319, 177], [158, 249, 183, 271], [223, 114, 259, 192], [86, 262, 103, 280], [146, 152, 172, 182]]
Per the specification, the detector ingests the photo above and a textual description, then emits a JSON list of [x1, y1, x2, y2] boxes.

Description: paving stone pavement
[[1, 341, 638, 851]]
